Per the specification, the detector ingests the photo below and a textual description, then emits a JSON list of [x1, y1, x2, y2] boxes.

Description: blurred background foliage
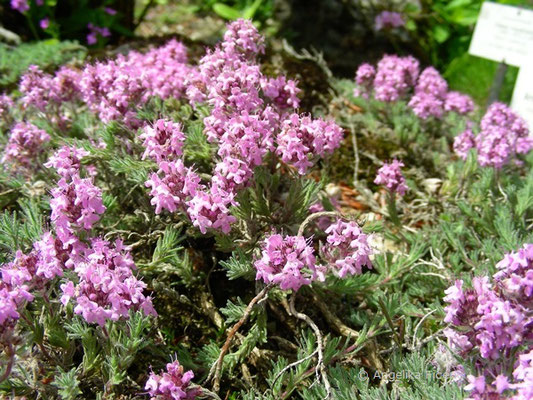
[[0, 0, 531, 104]]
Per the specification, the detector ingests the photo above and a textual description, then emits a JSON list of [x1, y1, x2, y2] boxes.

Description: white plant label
[[511, 64, 533, 131], [469, 2, 533, 67]]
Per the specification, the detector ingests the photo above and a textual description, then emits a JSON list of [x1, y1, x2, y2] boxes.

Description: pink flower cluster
[[140, 119, 186, 163], [50, 175, 106, 249], [254, 220, 372, 290], [0, 94, 14, 123], [374, 159, 408, 196], [126, 39, 190, 100], [10, 0, 29, 12], [254, 234, 318, 291], [454, 103, 533, 168], [354, 55, 474, 119], [7, 19, 341, 236], [16, 39, 190, 131], [408, 67, 448, 119], [186, 186, 237, 234], [372, 55, 419, 102], [2, 122, 50, 169], [61, 239, 156, 326], [45, 146, 90, 178], [276, 114, 344, 174], [87, 23, 111, 45], [443, 243, 533, 399], [321, 220, 373, 278], [0, 234, 69, 331], [1, 252, 36, 328], [20, 65, 80, 129], [145, 360, 199, 400], [80, 60, 145, 127], [145, 160, 202, 215], [453, 127, 475, 160], [43, 147, 157, 326], [375, 11, 405, 31], [354, 63, 376, 98], [142, 19, 341, 235]]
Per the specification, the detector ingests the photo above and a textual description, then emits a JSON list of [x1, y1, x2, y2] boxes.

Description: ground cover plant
[[0, 17, 532, 400]]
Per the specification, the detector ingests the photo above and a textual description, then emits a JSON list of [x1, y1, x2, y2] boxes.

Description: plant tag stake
[[511, 62, 533, 131], [469, 3, 533, 106], [469, 2, 533, 68]]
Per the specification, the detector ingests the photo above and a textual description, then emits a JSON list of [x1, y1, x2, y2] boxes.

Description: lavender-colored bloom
[[373, 55, 419, 102], [33, 233, 68, 279], [475, 103, 533, 168], [145, 160, 202, 215], [512, 350, 533, 400], [140, 119, 186, 163], [408, 67, 447, 119], [10, 0, 29, 12], [60, 238, 156, 326], [453, 128, 475, 160], [212, 156, 253, 192], [87, 23, 111, 45], [354, 63, 376, 98], [408, 92, 444, 119], [414, 67, 448, 99], [254, 234, 317, 291], [222, 18, 265, 58], [50, 174, 106, 248], [104, 7, 117, 15], [0, 94, 14, 122], [321, 220, 373, 278], [0, 285, 28, 326], [45, 146, 89, 178], [276, 113, 344, 174], [213, 112, 275, 166], [19, 65, 80, 128], [186, 185, 236, 234], [443, 245, 533, 398], [145, 360, 198, 400], [1, 251, 38, 289], [2, 122, 50, 169], [80, 59, 144, 127], [374, 159, 408, 196], [40, 18, 49, 29], [375, 11, 405, 31], [260, 76, 300, 110], [444, 91, 474, 115], [494, 243, 533, 305], [127, 39, 190, 100], [355, 63, 376, 87], [0, 275, 34, 328]]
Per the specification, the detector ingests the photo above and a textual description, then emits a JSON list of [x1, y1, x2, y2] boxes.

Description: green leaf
[[433, 24, 450, 43], [444, 0, 474, 11], [243, 0, 263, 19], [220, 249, 255, 281], [220, 297, 247, 324], [212, 3, 242, 20], [52, 367, 82, 400]]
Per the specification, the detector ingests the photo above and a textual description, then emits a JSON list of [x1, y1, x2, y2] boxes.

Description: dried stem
[[350, 121, 360, 186], [0, 343, 15, 384], [289, 295, 332, 399], [309, 289, 359, 339], [209, 284, 273, 392], [271, 347, 319, 387], [297, 211, 340, 237]]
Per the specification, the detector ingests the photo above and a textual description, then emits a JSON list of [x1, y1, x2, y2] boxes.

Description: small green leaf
[[243, 0, 263, 19], [212, 3, 242, 20], [433, 25, 450, 43]]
